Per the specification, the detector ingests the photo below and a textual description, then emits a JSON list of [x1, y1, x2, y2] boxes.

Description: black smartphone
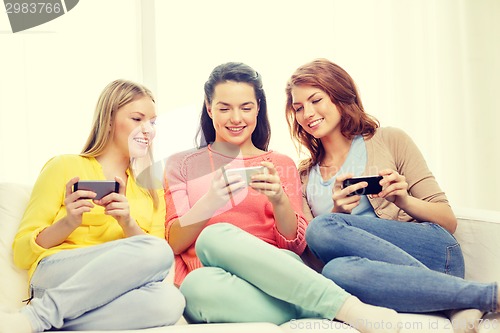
[[342, 175, 383, 196], [73, 180, 119, 200]]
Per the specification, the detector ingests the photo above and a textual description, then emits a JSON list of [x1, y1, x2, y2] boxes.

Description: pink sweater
[[164, 146, 308, 286]]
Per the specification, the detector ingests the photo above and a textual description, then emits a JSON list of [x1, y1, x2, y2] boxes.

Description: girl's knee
[[126, 236, 174, 276], [127, 283, 185, 327], [195, 223, 239, 262], [306, 214, 347, 255], [154, 284, 186, 326], [180, 267, 222, 302], [306, 214, 345, 240], [305, 216, 326, 246], [179, 269, 202, 302], [180, 267, 227, 323], [322, 257, 367, 285]]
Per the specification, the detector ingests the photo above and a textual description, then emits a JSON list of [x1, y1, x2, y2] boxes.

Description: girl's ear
[[205, 100, 213, 118]]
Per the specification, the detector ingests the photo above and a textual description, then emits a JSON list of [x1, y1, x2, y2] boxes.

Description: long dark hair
[[196, 62, 271, 151]]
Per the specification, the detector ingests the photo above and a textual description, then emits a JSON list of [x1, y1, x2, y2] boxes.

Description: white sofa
[[1, 182, 499, 333]]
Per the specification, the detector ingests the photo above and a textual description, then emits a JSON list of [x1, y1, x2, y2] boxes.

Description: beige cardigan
[[301, 127, 449, 222]]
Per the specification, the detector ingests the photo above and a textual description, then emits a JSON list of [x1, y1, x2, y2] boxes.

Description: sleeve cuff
[[29, 227, 50, 257], [273, 213, 307, 255]]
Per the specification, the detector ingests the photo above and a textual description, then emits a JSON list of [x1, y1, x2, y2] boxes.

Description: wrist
[[269, 188, 286, 206], [62, 216, 81, 229], [118, 215, 135, 228], [332, 205, 350, 214], [199, 193, 223, 213], [120, 217, 144, 236], [394, 194, 412, 210]]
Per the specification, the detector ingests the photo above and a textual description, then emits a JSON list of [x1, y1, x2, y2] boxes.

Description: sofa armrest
[[0, 183, 32, 309], [454, 207, 500, 284]]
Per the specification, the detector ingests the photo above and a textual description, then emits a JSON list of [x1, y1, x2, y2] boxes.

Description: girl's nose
[[141, 121, 153, 133], [230, 110, 243, 123], [303, 103, 314, 118]]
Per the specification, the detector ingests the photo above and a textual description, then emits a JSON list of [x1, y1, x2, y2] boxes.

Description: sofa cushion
[[453, 207, 500, 284], [0, 183, 31, 309]]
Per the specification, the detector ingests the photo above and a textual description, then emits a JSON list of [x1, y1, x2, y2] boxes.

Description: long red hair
[[285, 59, 379, 177]]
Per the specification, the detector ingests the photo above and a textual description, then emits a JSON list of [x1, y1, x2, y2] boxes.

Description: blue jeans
[[22, 235, 185, 331], [306, 213, 498, 313]]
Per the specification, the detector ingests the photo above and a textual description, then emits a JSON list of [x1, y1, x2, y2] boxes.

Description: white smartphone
[[224, 166, 267, 184]]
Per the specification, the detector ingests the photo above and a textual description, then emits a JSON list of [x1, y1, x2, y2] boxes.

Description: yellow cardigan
[[12, 154, 166, 279]]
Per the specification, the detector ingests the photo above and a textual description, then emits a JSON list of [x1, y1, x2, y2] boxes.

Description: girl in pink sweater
[[164, 62, 401, 333]]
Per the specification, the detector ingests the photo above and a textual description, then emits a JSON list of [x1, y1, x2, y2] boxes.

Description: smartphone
[[342, 175, 383, 196], [73, 180, 119, 200], [224, 166, 267, 184]]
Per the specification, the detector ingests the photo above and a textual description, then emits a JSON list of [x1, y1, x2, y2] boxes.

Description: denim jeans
[[22, 235, 185, 331], [306, 213, 498, 313], [180, 223, 350, 325]]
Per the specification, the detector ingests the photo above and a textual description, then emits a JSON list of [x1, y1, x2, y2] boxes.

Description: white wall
[[0, 0, 144, 185], [1, 0, 498, 212], [152, 0, 500, 212]]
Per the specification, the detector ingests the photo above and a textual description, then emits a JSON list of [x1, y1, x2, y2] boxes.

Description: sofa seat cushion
[[279, 313, 454, 332]]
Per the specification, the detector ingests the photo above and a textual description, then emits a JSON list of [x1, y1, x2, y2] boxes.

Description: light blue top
[[306, 135, 377, 218]]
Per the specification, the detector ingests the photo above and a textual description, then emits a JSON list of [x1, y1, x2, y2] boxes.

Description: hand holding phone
[[342, 175, 383, 196], [73, 180, 120, 200]]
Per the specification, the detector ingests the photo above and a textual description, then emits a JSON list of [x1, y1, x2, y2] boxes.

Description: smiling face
[[291, 85, 341, 139], [110, 95, 157, 159], [206, 81, 259, 150]]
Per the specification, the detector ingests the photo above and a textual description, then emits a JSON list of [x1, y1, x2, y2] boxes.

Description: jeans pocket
[[445, 242, 465, 278]]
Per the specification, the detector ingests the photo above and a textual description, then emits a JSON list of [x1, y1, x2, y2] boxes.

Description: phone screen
[[73, 180, 119, 200], [342, 176, 383, 196], [224, 166, 266, 184]]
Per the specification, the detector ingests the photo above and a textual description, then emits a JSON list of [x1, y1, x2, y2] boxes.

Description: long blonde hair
[[81, 79, 159, 208]]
